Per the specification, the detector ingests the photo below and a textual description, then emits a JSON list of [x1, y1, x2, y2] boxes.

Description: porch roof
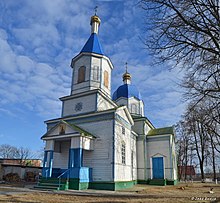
[[41, 120, 96, 139]]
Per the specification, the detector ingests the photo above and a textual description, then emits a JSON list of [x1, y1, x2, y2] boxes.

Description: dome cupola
[[112, 63, 141, 101]]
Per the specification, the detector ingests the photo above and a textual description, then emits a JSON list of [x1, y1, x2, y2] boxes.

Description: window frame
[[77, 66, 86, 83]]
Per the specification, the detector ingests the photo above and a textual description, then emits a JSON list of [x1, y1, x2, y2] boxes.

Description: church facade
[[40, 14, 178, 190]]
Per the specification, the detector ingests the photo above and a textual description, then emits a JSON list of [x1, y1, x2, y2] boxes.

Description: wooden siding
[[80, 119, 114, 181], [53, 141, 70, 169], [114, 109, 137, 182], [97, 94, 115, 111], [136, 139, 145, 180]]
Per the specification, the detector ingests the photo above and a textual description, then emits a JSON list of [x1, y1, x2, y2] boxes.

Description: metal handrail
[[57, 169, 70, 189]]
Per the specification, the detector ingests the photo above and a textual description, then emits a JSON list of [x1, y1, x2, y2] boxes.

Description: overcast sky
[[0, 0, 186, 151]]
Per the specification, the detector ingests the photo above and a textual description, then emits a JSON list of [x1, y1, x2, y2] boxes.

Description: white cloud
[[0, 0, 186, 128]]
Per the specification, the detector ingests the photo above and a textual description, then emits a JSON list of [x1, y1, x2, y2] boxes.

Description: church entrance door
[[152, 157, 164, 179]]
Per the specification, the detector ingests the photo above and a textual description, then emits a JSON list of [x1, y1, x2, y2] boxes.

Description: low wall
[[0, 164, 42, 181]]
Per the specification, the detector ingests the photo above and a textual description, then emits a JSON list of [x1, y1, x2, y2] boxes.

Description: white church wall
[[101, 58, 111, 96], [114, 108, 136, 182], [171, 136, 178, 180], [97, 93, 115, 111], [133, 120, 144, 135], [136, 138, 145, 181], [62, 94, 96, 117], [90, 57, 101, 85], [53, 141, 70, 169], [71, 55, 91, 94], [70, 136, 93, 150], [79, 119, 114, 182], [129, 97, 142, 115], [114, 121, 132, 181], [146, 135, 172, 180], [45, 140, 54, 151], [144, 123, 151, 135], [47, 124, 78, 136], [82, 137, 94, 150], [131, 133, 137, 180], [115, 98, 128, 107]]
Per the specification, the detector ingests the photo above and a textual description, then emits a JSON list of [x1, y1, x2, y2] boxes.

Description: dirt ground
[[0, 182, 220, 203]]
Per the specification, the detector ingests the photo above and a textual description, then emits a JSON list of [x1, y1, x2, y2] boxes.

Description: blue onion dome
[[113, 65, 142, 101], [112, 84, 142, 101]]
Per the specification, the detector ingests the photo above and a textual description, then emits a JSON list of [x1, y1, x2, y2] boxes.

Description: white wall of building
[[146, 135, 173, 180], [62, 94, 96, 117], [114, 109, 136, 182], [80, 119, 114, 182], [53, 141, 70, 169], [136, 138, 145, 181], [97, 93, 115, 111], [71, 55, 91, 95], [100, 58, 111, 96]]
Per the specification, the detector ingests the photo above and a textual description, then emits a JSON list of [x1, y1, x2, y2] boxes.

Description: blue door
[[152, 157, 164, 179]]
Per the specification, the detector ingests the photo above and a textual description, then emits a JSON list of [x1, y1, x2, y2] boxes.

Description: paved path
[[0, 184, 144, 197]]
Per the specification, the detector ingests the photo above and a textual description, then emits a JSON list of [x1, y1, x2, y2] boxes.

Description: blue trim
[[69, 148, 74, 169], [69, 167, 91, 182], [80, 33, 104, 55], [42, 150, 53, 178], [74, 148, 83, 167]]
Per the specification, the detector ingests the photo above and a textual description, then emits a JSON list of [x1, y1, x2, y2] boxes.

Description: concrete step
[[35, 179, 68, 190], [149, 179, 166, 186], [38, 183, 65, 187], [34, 185, 59, 190]]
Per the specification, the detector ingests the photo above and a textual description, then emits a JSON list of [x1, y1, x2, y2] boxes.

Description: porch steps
[[34, 178, 68, 190], [149, 179, 166, 186]]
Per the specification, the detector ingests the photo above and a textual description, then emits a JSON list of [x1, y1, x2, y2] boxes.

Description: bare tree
[[0, 144, 41, 165], [0, 144, 18, 158], [176, 121, 196, 181], [140, 0, 220, 102], [14, 147, 34, 165]]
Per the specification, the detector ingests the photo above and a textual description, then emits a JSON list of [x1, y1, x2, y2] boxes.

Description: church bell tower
[[60, 13, 116, 117], [70, 14, 113, 97]]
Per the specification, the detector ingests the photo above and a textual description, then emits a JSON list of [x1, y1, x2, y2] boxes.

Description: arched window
[[104, 70, 109, 88], [93, 66, 99, 81], [131, 104, 137, 114], [121, 142, 126, 164], [78, 66, 86, 83]]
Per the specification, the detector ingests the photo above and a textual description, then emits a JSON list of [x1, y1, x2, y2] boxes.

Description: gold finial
[[90, 6, 101, 26], [123, 62, 131, 82]]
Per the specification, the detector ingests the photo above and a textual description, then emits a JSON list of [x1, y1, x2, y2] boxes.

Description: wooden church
[[37, 13, 178, 191]]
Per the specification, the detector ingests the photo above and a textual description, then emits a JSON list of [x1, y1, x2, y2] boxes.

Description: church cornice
[[132, 116, 155, 129], [44, 107, 119, 124], [59, 89, 117, 107], [71, 52, 114, 70]]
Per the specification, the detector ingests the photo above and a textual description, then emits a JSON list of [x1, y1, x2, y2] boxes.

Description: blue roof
[[80, 33, 104, 55], [112, 84, 142, 101]]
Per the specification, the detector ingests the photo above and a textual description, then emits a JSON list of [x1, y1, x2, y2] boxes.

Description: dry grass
[[0, 182, 219, 203]]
